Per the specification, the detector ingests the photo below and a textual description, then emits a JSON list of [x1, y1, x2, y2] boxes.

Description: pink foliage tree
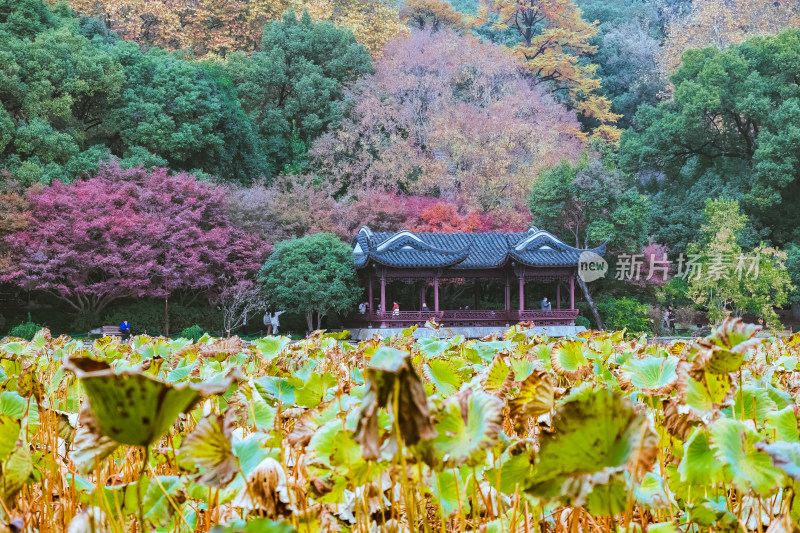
[[310, 30, 583, 214], [631, 242, 672, 287], [5, 164, 268, 313]]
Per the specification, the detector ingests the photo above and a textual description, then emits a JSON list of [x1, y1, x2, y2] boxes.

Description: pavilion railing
[[346, 309, 579, 328]]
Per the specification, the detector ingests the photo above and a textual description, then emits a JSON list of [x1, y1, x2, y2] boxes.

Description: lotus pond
[[2, 319, 800, 532]]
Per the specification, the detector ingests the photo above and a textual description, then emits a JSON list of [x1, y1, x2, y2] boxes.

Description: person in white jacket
[[263, 311, 273, 335], [271, 310, 285, 334]]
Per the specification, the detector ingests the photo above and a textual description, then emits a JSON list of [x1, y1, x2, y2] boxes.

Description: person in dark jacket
[[541, 297, 551, 312], [120, 320, 131, 340]]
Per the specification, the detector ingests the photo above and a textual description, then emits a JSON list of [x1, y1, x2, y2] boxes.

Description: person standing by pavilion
[[541, 297, 551, 312]]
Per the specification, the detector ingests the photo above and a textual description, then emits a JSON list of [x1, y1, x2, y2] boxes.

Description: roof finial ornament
[[527, 225, 539, 233]]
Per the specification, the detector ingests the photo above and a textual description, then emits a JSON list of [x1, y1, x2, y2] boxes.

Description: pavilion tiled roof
[[352, 226, 606, 269]]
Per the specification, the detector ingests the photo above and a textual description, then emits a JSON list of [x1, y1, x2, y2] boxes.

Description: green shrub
[[574, 315, 591, 329], [10, 317, 42, 340], [71, 310, 101, 333], [179, 324, 204, 342], [102, 300, 223, 335], [596, 297, 650, 336]]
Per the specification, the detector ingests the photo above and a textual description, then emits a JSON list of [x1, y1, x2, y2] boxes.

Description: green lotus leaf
[[527, 388, 657, 500], [709, 418, 782, 495], [423, 359, 462, 398], [255, 337, 291, 361], [178, 413, 238, 488], [472, 341, 511, 362], [764, 382, 793, 410], [508, 369, 555, 435], [0, 342, 27, 356], [619, 356, 679, 394], [0, 392, 25, 420], [583, 474, 627, 516], [775, 356, 798, 371], [754, 441, 800, 482], [766, 406, 800, 442], [143, 476, 186, 528], [233, 434, 272, 478], [679, 372, 732, 417], [686, 497, 738, 529], [307, 419, 348, 469], [65, 357, 241, 446], [140, 338, 172, 360], [509, 357, 536, 381], [430, 469, 468, 517], [728, 385, 776, 426], [0, 416, 20, 462], [677, 427, 722, 485], [497, 452, 534, 494], [634, 472, 670, 510], [647, 522, 679, 533], [295, 373, 337, 408], [484, 356, 511, 392], [254, 376, 299, 406], [431, 391, 503, 467], [166, 362, 196, 384], [550, 340, 591, 379], [1, 438, 32, 504], [417, 338, 451, 358], [210, 518, 296, 533], [531, 344, 552, 364]]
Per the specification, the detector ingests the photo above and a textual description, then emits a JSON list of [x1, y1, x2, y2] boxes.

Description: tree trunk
[[577, 276, 605, 330], [317, 311, 324, 331], [306, 312, 314, 333]]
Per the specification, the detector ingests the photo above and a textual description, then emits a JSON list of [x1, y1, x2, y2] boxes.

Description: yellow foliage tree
[[63, 0, 407, 56], [662, 0, 800, 72], [479, 0, 620, 141], [400, 0, 468, 31]]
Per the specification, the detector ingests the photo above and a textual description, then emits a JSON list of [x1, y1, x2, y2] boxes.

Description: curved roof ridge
[[373, 230, 470, 255]]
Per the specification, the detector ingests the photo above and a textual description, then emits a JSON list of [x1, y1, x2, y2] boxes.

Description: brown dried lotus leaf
[[199, 336, 249, 359], [231, 457, 290, 516], [661, 398, 699, 441], [508, 369, 555, 436], [69, 404, 120, 475]]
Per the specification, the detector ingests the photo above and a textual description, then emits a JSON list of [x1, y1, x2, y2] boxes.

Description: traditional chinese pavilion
[[348, 226, 606, 329]]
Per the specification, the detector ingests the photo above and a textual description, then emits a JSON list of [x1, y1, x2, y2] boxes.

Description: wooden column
[[569, 274, 575, 310], [434, 277, 439, 312], [380, 276, 386, 317], [519, 277, 525, 312], [505, 276, 510, 312], [556, 282, 561, 310], [368, 274, 373, 312]]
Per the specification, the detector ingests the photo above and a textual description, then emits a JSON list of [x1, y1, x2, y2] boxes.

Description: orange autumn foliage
[[411, 202, 484, 233]]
